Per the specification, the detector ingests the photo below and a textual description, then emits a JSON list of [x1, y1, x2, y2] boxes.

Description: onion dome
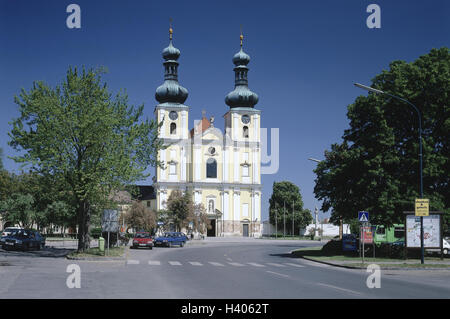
[[155, 26, 188, 105], [232, 48, 250, 66], [225, 33, 258, 108], [162, 41, 180, 61]]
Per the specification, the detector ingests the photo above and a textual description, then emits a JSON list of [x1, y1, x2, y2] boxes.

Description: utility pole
[[292, 201, 295, 238], [275, 208, 278, 239], [314, 206, 319, 238], [283, 201, 286, 238]]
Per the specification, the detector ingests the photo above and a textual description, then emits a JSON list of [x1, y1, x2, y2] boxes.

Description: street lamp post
[[354, 83, 424, 264]]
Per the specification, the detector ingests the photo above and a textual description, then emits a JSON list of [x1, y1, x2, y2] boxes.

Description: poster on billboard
[[406, 214, 441, 248], [102, 209, 119, 233]]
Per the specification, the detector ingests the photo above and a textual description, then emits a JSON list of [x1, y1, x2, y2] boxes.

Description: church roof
[[190, 116, 211, 137]]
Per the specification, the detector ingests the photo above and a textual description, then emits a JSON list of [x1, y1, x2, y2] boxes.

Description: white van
[[426, 239, 450, 255], [1, 227, 24, 237]]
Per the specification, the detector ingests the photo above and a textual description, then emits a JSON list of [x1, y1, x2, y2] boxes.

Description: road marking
[[317, 283, 363, 296], [148, 261, 161, 265], [127, 259, 140, 265], [169, 261, 182, 266], [284, 263, 305, 268], [266, 263, 286, 267], [266, 270, 289, 278], [247, 263, 265, 267], [188, 262, 203, 266], [228, 262, 245, 267], [208, 262, 225, 267]]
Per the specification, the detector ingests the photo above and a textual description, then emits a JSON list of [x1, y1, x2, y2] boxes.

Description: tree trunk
[[77, 201, 91, 252]]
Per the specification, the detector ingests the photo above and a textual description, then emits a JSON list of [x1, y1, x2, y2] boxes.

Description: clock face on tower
[[241, 114, 250, 124], [169, 111, 178, 120]]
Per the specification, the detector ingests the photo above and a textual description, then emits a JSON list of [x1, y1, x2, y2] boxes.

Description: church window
[[243, 165, 249, 177], [169, 163, 176, 175], [206, 158, 217, 178], [170, 122, 177, 135], [243, 126, 249, 138]]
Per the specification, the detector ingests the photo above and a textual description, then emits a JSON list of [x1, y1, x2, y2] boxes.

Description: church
[[152, 27, 262, 237]]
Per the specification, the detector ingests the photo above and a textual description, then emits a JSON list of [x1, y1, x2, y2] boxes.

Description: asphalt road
[[0, 238, 449, 298]]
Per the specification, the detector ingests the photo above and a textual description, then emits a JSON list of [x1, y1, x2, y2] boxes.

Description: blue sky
[[0, 0, 448, 222]]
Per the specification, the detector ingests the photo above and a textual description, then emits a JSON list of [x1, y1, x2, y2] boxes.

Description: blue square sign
[[358, 211, 369, 222]]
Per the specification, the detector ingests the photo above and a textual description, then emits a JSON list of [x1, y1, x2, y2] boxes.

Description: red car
[[131, 232, 153, 249]]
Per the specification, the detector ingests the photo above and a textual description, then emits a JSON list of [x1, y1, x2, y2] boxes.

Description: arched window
[[206, 158, 217, 178], [170, 122, 177, 135], [243, 126, 249, 138]]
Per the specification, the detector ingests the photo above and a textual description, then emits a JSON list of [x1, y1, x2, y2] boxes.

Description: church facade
[[152, 28, 262, 237]]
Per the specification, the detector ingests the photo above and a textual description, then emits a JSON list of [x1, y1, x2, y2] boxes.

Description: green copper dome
[[155, 36, 188, 105], [225, 37, 258, 108]]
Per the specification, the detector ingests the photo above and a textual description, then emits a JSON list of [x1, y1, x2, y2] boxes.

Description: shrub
[[90, 227, 102, 239], [321, 239, 343, 256]]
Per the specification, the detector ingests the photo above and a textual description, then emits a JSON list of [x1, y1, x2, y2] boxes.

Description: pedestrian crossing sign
[[358, 211, 369, 222]]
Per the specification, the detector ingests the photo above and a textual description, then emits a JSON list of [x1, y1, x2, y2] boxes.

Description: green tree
[[8, 67, 163, 251], [269, 181, 312, 234], [189, 203, 211, 234], [314, 47, 450, 230], [125, 201, 157, 232], [0, 193, 35, 228], [166, 190, 194, 232]]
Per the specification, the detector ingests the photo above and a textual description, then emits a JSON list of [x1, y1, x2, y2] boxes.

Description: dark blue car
[[154, 232, 187, 248], [1, 229, 45, 251]]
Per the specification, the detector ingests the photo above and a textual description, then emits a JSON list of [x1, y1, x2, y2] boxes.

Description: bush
[[90, 227, 102, 239], [321, 239, 343, 256], [376, 242, 407, 259]]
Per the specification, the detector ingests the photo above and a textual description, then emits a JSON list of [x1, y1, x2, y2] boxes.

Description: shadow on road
[[0, 247, 75, 258]]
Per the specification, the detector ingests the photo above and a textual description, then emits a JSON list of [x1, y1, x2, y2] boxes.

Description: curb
[[291, 251, 450, 271], [66, 255, 126, 261]]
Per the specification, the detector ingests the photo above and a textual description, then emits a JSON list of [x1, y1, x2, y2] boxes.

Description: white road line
[[266, 270, 290, 278], [247, 263, 265, 267], [208, 262, 225, 267], [148, 261, 161, 265], [284, 263, 305, 268], [266, 263, 286, 267], [127, 260, 140, 265], [317, 283, 363, 296], [228, 262, 245, 267], [169, 261, 182, 266], [189, 262, 203, 266]]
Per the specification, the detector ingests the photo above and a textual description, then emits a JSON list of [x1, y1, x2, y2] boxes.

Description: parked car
[[1, 229, 43, 251], [131, 232, 153, 249], [154, 232, 186, 248]]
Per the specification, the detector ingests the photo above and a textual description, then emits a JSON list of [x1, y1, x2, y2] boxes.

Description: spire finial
[[169, 18, 173, 40], [240, 25, 243, 48]]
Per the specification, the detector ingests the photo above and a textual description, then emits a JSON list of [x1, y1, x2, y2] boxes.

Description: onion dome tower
[[225, 32, 259, 108], [155, 26, 188, 106]]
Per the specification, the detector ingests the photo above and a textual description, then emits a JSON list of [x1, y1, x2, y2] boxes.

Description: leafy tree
[[190, 203, 211, 234], [269, 181, 312, 234], [166, 190, 194, 232], [43, 201, 75, 234], [125, 201, 157, 232], [0, 193, 35, 228], [8, 67, 162, 251], [314, 48, 450, 230]]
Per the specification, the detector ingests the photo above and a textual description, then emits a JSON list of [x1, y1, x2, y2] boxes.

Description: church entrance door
[[207, 219, 216, 237]]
